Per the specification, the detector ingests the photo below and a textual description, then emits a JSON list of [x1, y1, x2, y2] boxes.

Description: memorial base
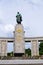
[[14, 53, 24, 57]]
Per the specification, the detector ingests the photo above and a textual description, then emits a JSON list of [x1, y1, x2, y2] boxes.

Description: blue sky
[[0, 0, 43, 52]]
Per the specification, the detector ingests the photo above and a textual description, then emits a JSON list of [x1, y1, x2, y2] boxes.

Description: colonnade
[[0, 39, 39, 57]]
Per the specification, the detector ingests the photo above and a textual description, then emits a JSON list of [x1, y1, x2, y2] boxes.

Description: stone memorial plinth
[[14, 24, 25, 57]]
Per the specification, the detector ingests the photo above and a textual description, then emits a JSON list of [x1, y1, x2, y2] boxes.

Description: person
[[16, 12, 22, 24]]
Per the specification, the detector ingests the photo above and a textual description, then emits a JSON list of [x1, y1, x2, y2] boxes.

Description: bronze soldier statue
[[16, 12, 22, 24]]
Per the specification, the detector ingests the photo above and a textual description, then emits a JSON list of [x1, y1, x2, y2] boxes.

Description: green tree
[[7, 51, 13, 56], [25, 48, 31, 56], [39, 42, 43, 55]]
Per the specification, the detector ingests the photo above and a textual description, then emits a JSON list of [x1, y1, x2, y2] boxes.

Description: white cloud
[[31, 0, 40, 3], [0, 24, 14, 37], [25, 0, 43, 7], [0, 24, 14, 32], [5, 24, 14, 32]]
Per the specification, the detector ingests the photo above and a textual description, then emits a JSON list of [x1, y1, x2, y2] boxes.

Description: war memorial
[[0, 12, 43, 65]]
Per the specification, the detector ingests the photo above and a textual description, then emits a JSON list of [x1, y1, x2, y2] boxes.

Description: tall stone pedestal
[[14, 24, 25, 57]]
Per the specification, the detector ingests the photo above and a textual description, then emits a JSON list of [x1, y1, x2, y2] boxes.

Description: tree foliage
[[7, 51, 13, 56], [25, 48, 31, 56], [39, 42, 43, 55]]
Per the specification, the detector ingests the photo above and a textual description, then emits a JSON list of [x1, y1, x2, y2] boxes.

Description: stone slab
[[0, 60, 43, 64]]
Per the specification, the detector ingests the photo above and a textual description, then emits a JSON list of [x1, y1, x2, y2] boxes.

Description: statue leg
[[17, 21, 21, 24]]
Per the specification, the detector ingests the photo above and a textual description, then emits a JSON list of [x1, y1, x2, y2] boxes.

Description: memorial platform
[[0, 59, 43, 65]]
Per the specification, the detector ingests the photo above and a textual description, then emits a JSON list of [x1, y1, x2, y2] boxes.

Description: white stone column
[[1, 40, 7, 56], [31, 40, 39, 56], [0, 41, 1, 56]]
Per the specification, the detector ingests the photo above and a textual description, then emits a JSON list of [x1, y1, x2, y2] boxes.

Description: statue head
[[17, 12, 19, 14]]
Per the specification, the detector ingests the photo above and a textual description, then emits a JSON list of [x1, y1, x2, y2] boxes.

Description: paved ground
[[0, 64, 43, 65], [0, 60, 43, 65]]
